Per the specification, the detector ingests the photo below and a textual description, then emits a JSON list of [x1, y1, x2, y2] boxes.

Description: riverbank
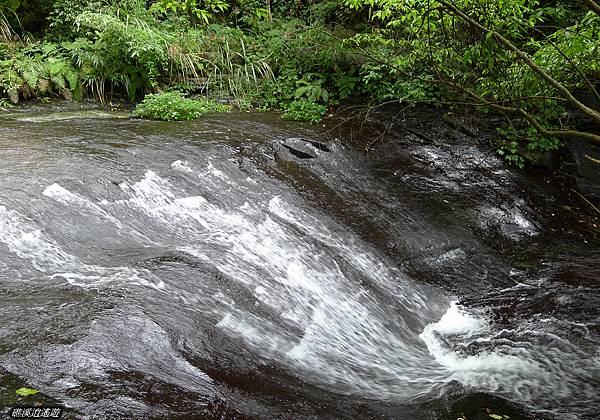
[[1, 0, 599, 174]]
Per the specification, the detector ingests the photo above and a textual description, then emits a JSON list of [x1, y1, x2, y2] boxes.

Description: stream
[[0, 103, 599, 419]]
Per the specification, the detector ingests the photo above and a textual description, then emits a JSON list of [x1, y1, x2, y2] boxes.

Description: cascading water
[[0, 106, 598, 419]]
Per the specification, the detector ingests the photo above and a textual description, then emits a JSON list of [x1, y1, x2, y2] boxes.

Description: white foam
[[106, 166, 451, 400], [23, 166, 459, 401], [0, 206, 77, 271], [420, 303, 532, 372], [171, 160, 193, 173], [43, 183, 125, 229], [422, 302, 486, 337], [0, 205, 154, 288]]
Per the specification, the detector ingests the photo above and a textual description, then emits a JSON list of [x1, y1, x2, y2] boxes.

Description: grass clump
[[133, 91, 228, 121], [282, 100, 327, 123]]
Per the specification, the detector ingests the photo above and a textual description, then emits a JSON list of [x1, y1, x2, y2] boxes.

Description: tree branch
[[581, 0, 600, 17], [438, 74, 600, 144], [516, 108, 600, 144], [531, 27, 600, 104], [585, 154, 600, 164], [437, 0, 600, 125], [571, 188, 600, 215]]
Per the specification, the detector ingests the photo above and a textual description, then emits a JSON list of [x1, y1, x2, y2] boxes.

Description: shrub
[[66, 11, 170, 100], [0, 42, 83, 102], [133, 91, 229, 121], [281, 100, 327, 123]]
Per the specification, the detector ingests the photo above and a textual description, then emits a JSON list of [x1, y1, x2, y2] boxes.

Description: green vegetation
[[340, 0, 600, 166], [282, 100, 327, 123], [15, 388, 40, 396], [133, 91, 228, 120], [0, 0, 598, 162]]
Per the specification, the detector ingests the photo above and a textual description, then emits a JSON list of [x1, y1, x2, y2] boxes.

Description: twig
[[570, 188, 600, 215], [582, 0, 600, 17], [585, 154, 600, 164], [531, 27, 600, 103]]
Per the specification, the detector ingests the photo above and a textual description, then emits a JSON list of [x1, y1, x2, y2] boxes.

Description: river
[[0, 103, 598, 419]]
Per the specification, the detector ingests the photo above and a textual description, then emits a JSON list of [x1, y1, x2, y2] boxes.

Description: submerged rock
[[273, 137, 331, 163]]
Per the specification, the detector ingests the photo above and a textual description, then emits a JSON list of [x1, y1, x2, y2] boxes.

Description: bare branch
[[571, 188, 600, 215], [438, 75, 600, 144], [585, 154, 600, 164], [516, 108, 600, 144]]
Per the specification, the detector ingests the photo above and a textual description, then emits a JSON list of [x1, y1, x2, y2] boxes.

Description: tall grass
[[0, 11, 21, 45]]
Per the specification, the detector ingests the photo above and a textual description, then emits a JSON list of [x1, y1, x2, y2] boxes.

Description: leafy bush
[[0, 42, 83, 102], [150, 0, 230, 25], [133, 91, 228, 120], [67, 11, 170, 100], [282, 100, 327, 123]]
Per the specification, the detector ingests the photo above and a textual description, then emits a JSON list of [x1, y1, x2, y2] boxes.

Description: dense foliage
[[133, 91, 229, 120], [341, 0, 600, 165], [282, 100, 328, 123], [0, 0, 598, 163]]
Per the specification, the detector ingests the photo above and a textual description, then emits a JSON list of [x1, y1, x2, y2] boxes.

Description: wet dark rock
[[443, 392, 534, 420], [273, 138, 331, 162], [462, 283, 600, 337], [564, 138, 600, 199], [283, 144, 314, 159], [304, 139, 331, 152], [574, 89, 600, 112], [135, 252, 209, 271]]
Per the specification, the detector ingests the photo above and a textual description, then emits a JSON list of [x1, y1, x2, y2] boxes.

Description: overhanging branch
[[582, 0, 600, 17], [437, 0, 600, 125], [439, 75, 600, 144]]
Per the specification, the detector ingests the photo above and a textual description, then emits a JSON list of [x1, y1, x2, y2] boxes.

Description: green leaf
[[15, 387, 40, 396], [294, 85, 311, 99], [489, 415, 503, 420], [51, 74, 67, 90], [65, 71, 79, 91]]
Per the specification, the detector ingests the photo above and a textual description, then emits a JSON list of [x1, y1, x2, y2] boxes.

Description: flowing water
[[0, 104, 599, 419]]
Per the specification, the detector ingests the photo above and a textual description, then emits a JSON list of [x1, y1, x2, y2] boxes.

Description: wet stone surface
[[0, 104, 598, 419]]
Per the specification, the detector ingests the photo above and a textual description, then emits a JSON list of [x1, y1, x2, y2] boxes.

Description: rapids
[[0, 104, 598, 419]]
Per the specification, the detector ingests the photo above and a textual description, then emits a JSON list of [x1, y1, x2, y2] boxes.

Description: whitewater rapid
[[0, 157, 598, 418]]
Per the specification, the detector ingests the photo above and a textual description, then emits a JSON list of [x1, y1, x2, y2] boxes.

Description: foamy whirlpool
[[420, 301, 600, 419], [420, 303, 529, 371]]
